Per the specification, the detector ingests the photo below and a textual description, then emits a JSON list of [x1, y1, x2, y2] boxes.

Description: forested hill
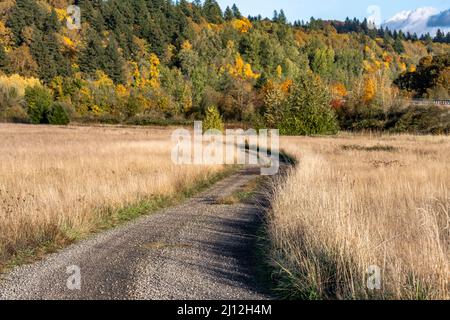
[[0, 0, 449, 131]]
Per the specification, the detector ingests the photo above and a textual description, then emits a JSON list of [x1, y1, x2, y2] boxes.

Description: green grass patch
[[216, 176, 264, 205]]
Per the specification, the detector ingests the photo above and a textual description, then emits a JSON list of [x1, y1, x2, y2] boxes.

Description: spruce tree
[[231, 4, 242, 19], [203, 0, 223, 24], [103, 36, 125, 84], [31, 29, 69, 84], [278, 9, 287, 24], [78, 29, 104, 78], [393, 37, 405, 54], [7, 0, 45, 45], [224, 6, 233, 21]]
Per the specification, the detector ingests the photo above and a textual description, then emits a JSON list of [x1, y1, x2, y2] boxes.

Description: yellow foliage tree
[[231, 18, 252, 33], [363, 77, 376, 104], [227, 54, 259, 80], [276, 65, 283, 79], [0, 74, 41, 97], [148, 53, 161, 88], [0, 21, 12, 48], [331, 82, 347, 98]]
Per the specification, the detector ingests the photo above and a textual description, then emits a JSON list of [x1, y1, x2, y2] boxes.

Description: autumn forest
[[0, 0, 449, 134]]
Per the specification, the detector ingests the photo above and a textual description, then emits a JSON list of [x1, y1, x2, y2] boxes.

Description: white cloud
[[383, 7, 450, 36]]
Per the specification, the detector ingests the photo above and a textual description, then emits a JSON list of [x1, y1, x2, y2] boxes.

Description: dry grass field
[[1, 123, 448, 300], [0, 124, 223, 268], [269, 134, 450, 299]]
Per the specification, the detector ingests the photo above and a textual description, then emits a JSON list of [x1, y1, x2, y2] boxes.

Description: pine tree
[[103, 35, 125, 84], [7, 0, 45, 45], [179, 0, 193, 18], [224, 6, 233, 21], [203, 0, 223, 24], [231, 4, 242, 19], [434, 29, 445, 43], [273, 10, 279, 22], [43, 9, 59, 34], [393, 37, 405, 54], [78, 29, 104, 78], [278, 9, 287, 24], [31, 29, 70, 84]]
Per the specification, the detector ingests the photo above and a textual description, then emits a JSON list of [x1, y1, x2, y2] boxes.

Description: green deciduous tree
[[24, 85, 53, 124]]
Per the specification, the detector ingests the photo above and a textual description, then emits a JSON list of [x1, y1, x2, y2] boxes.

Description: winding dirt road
[[0, 167, 271, 300]]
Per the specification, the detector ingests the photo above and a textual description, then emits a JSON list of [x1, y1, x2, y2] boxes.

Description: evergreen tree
[[203, 0, 223, 24], [43, 9, 59, 34], [78, 29, 104, 78], [278, 9, 287, 24], [393, 37, 405, 54], [103, 35, 125, 84], [434, 29, 445, 43], [273, 10, 279, 22], [31, 29, 70, 84], [7, 0, 45, 45], [224, 6, 233, 21], [231, 4, 242, 19], [179, 0, 193, 18]]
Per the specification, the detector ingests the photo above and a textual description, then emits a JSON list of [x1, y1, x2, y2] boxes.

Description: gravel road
[[0, 166, 271, 300]]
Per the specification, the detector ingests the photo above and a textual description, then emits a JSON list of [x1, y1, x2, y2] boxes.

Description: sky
[[217, 0, 450, 23]]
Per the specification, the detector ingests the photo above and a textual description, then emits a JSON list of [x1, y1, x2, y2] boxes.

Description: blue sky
[[217, 0, 450, 22]]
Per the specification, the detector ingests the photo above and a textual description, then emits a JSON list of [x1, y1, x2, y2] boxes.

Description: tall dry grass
[[0, 124, 222, 267], [269, 134, 449, 300]]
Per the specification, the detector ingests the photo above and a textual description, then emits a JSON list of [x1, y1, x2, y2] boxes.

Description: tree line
[[0, 0, 449, 134]]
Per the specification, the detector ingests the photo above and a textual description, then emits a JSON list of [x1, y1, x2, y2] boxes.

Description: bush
[[48, 103, 70, 125], [391, 106, 450, 134], [338, 104, 450, 134], [24, 86, 53, 124], [0, 106, 30, 123], [337, 104, 387, 131], [277, 75, 339, 135], [203, 105, 224, 132], [123, 95, 141, 119]]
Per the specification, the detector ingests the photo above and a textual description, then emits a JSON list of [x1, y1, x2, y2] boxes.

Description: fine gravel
[[0, 167, 271, 300]]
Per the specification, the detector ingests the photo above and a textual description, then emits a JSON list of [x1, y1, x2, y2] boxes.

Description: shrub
[[48, 103, 70, 125], [278, 75, 339, 135], [0, 106, 30, 123], [123, 95, 141, 119], [24, 85, 53, 124], [0, 74, 41, 97], [203, 105, 224, 132], [391, 106, 450, 134]]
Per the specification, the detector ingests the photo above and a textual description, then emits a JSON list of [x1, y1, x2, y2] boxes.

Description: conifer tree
[[203, 0, 223, 24], [78, 29, 104, 78], [103, 36, 125, 84], [7, 0, 45, 45], [224, 6, 233, 21], [231, 4, 242, 19]]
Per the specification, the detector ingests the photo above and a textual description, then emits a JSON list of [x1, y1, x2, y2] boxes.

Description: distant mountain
[[383, 7, 450, 36]]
